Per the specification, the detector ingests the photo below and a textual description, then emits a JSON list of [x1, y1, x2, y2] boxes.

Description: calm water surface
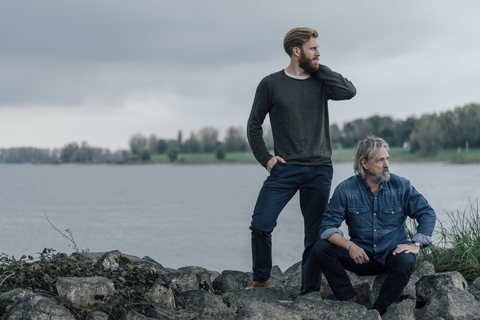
[[1, 162, 479, 272]]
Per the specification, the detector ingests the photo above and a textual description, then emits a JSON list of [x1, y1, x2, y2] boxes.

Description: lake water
[[1, 162, 479, 273]]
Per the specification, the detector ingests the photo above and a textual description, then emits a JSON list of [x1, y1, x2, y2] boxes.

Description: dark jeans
[[313, 239, 416, 314], [250, 164, 333, 295]]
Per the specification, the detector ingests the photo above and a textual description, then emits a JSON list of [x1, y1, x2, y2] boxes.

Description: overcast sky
[[1, 1, 479, 150]]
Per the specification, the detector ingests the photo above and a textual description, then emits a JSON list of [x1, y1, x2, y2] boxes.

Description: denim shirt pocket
[[347, 207, 368, 231], [382, 206, 404, 228]]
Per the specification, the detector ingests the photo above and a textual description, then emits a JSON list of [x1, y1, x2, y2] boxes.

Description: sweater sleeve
[[247, 77, 273, 168], [313, 64, 357, 100]]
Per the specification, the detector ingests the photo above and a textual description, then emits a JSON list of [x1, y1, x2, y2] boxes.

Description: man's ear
[[292, 46, 301, 57], [361, 159, 369, 170]]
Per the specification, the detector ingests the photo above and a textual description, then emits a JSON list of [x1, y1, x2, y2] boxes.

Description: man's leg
[[313, 239, 384, 300], [298, 165, 333, 295], [371, 251, 416, 314], [250, 164, 298, 282]]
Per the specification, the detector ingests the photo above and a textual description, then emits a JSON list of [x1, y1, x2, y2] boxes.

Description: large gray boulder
[[286, 295, 380, 320], [237, 300, 302, 320], [163, 270, 199, 293], [146, 278, 176, 309], [221, 288, 291, 311], [212, 270, 251, 293], [87, 311, 109, 320], [414, 285, 480, 319], [0, 289, 33, 315], [412, 260, 435, 278], [175, 289, 226, 311], [56, 276, 115, 305], [6, 294, 76, 320], [416, 271, 468, 301], [382, 299, 416, 320]]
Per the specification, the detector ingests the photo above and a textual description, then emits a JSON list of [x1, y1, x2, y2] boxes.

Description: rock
[[287, 295, 373, 320], [212, 270, 251, 293], [176, 290, 226, 311], [0, 289, 33, 315], [221, 288, 291, 310], [87, 311, 110, 320], [6, 293, 76, 320], [414, 285, 480, 319], [194, 307, 237, 320], [369, 273, 417, 308], [146, 278, 176, 309], [412, 260, 435, 278], [382, 299, 416, 320], [164, 270, 199, 293], [237, 300, 302, 320], [472, 276, 480, 291], [416, 271, 468, 301], [56, 276, 115, 305], [119, 309, 157, 320]]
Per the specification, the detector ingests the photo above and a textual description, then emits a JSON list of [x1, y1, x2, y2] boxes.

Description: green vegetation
[[407, 200, 480, 283], [0, 249, 162, 319]]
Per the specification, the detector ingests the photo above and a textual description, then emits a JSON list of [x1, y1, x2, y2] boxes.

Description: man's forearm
[[328, 233, 354, 251]]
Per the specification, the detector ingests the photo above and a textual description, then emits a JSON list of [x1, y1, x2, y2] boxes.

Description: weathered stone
[[382, 299, 416, 320], [0, 289, 33, 315], [87, 311, 109, 320], [6, 293, 76, 320], [119, 309, 157, 320], [414, 285, 480, 319], [96, 250, 137, 270], [176, 290, 226, 311], [416, 271, 468, 301], [212, 270, 251, 293], [222, 288, 291, 310], [237, 300, 302, 320], [472, 276, 480, 291], [164, 270, 199, 293], [70, 251, 105, 263], [287, 295, 371, 320], [283, 266, 302, 299], [412, 260, 435, 278], [55, 276, 115, 305], [194, 307, 237, 320], [146, 278, 176, 309], [147, 307, 189, 320]]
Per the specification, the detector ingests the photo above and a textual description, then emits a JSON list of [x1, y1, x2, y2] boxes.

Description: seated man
[[313, 135, 436, 315]]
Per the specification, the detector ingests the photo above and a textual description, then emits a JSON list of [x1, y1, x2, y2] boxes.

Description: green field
[[118, 147, 480, 165]]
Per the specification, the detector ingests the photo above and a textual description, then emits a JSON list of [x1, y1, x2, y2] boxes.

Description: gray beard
[[370, 169, 390, 183]]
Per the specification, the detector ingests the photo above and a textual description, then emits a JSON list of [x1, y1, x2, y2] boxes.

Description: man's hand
[[349, 243, 370, 264], [266, 156, 286, 172], [392, 244, 420, 255]]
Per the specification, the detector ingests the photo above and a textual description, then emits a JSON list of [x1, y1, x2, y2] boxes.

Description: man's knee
[[312, 239, 335, 261], [389, 252, 416, 276]]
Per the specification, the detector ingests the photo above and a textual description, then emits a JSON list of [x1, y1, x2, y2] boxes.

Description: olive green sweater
[[247, 64, 356, 168]]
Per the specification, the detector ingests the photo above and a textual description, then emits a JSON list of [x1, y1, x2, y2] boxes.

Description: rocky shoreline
[[1, 250, 480, 319]]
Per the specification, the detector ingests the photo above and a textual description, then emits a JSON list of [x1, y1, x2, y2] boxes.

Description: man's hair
[[353, 135, 389, 178], [283, 27, 318, 57]]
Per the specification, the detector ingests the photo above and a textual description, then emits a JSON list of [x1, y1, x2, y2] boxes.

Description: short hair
[[283, 27, 318, 57], [353, 135, 389, 178]]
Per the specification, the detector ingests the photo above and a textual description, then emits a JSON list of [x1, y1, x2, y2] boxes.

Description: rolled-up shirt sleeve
[[319, 183, 347, 240]]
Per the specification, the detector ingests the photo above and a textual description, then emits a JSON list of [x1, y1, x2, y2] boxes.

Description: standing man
[[246, 27, 356, 295], [313, 135, 436, 314]]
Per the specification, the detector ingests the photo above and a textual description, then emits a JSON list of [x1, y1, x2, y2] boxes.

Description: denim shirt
[[319, 174, 436, 265]]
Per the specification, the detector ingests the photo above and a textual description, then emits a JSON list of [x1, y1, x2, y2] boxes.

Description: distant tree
[[183, 132, 201, 153], [0, 147, 58, 163], [140, 149, 151, 161], [177, 130, 183, 151], [129, 134, 147, 156], [60, 141, 94, 163], [263, 125, 274, 151], [216, 143, 226, 160], [167, 143, 179, 162], [225, 126, 248, 152], [148, 134, 158, 155], [198, 126, 218, 152], [330, 124, 342, 148], [156, 139, 167, 154], [410, 114, 440, 157]]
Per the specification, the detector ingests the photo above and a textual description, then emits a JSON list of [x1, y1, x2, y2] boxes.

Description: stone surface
[[0, 289, 33, 315], [237, 300, 302, 320], [146, 278, 176, 309], [212, 270, 251, 293], [56, 276, 115, 305], [222, 288, 291, 310], [382, 299, 416, 320], [163, 270, 199, 293], [416, 271, 468, 301], [176, 289, 227, 311], [87, 311, 110, 320], [6, 293, 76, 320], [412, 260, 435, 278], [414, 285, 480, 319]]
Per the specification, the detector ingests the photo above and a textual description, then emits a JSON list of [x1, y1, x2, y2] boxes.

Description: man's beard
[[370, 168, 390, 183], [299, 50, 319, 74]]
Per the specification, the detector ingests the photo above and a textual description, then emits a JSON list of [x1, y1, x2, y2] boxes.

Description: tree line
[[0, 103, 477, 163]]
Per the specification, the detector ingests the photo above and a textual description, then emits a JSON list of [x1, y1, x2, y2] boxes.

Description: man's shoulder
[[387, 173, 410, 185], [336, 175, 361, 190], [261, 70, 285, 82]]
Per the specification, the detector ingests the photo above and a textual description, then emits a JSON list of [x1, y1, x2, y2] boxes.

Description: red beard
[[299, 49, 319, 74]]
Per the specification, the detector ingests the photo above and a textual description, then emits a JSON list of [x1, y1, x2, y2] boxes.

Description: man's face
[[298, 37, 320, 73], [367, 147, 390, 183]]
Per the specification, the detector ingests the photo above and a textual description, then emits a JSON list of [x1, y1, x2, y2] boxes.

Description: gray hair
[[353, 135, 389, 178]]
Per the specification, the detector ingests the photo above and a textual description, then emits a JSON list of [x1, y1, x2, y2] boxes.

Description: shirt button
[[374, 245, 376, 247], [374, 229, 377, 232]]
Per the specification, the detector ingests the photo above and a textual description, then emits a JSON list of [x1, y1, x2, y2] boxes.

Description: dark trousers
[[313, 239, 416, 314], [250, 164, 333, 295]]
